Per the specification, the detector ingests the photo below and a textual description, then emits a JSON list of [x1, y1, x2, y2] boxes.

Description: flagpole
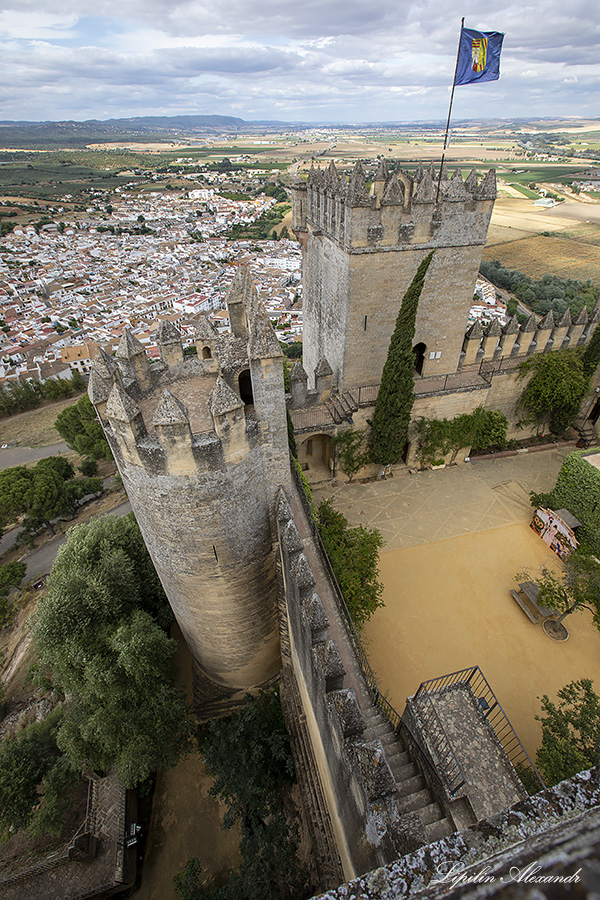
[[436, 16, 465, 203]]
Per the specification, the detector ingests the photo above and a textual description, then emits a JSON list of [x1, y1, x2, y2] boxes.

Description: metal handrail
[[415, 666, 546, 791]]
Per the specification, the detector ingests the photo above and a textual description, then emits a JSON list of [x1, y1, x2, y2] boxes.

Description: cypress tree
[[582, 322, 600, 378], [370, 251, 434, 465]]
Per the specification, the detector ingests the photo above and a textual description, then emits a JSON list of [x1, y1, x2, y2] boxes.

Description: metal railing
[[415, 666, 546, 791]]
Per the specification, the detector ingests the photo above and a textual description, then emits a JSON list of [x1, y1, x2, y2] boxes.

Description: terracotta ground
[[313, 449, 600, 764]]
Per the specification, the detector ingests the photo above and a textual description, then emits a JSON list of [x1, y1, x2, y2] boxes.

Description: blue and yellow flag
[[455, 27, 504, 85]]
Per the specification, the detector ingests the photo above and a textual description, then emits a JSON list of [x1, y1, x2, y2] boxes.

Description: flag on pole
[[455, 27, 504, 85]]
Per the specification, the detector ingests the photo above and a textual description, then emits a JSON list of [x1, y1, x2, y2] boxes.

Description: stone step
[[394, 773, 425, 799], [385, 749, 411, 771], [397, 788, 432, 814], [418, 801, 447, 826], [362, 721, 392, 740], [425, 816, 455, 843]]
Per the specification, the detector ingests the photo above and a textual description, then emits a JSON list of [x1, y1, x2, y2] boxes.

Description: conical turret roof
[[153, 389, 189, 426]]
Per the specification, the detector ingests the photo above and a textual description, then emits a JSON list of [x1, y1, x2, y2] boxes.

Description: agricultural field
[[483, 233, 600, 283]]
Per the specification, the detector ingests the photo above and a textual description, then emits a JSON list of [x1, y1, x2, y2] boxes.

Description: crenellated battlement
[[291, 159, 496, 254], [92, 266, 288, 487], [461, 305, 599, 366], [275, 487, 430, 880], [88, 266, 290, 714]]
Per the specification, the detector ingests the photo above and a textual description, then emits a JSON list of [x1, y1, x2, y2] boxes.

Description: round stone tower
[[88, 267, 290, 714]]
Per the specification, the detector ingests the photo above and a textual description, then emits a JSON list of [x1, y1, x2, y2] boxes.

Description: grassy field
[[0, 395, 82, 448], [483, 232, 600, 282], [507, 183, 540, 198]]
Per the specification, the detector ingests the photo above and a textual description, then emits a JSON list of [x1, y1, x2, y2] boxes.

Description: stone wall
[[313, 767, 600, 900], [276, 488, 424, 883]]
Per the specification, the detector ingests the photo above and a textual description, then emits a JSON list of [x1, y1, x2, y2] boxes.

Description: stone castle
[[289, 160, 599, 475], [88, 158, 600, 896]]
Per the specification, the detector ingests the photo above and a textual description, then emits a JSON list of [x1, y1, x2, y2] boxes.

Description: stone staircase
[[361, 706, 455, 844], [325, 391, 359, 424]]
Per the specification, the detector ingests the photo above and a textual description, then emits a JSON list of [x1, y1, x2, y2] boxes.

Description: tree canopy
[[31, 514, 192, 787], [200, 690, 295, 830], [480, 259, 598, 319], [54, 394, 112, 460], [518, 550, 600, 631], [0, 371, 85, 420], [0, 456, 102, 536], [0, 709, 65, 833], [175, 691, 308, 900], [518, 348, 589, 434], [370, 252, 433, 465], [536, 679, 600, 785]]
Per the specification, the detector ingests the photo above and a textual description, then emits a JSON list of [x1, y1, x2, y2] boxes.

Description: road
[[0, 442, 70, 470], [22, 499, 131, 581]]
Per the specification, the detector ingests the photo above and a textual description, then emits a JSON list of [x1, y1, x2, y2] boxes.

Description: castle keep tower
[[88, 267, 290, 713], [291, 160, 496, 391]]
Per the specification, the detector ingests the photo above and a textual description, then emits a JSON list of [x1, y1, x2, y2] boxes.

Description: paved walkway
[[312, 449, 571, 551]]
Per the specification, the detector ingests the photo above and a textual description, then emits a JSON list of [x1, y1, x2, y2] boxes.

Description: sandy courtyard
[[363, 521, 600, 761], [314, 450, 600, 765]]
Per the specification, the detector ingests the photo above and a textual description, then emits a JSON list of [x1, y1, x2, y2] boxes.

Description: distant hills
[[0, 114, 286, 149], [0, 114, 598, 151]]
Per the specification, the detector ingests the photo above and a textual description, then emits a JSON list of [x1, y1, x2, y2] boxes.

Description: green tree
[[0, 560, 26, 598], [177, 691, 308, 900], [200, 690, 295, 830], [287, 408, 297, 459], [0, 460, 76, 536], [536, 679, 600, 785], [0, 709, 63, 832], [31, 515, 192, 787], [370, 252, 434, 465], [518, 349, 589, 434], [582, 324, 600, 378], [334, 428, 369, 482], [517, 550, 600, 635], [79, 457, 98, 477], [317, 498, 384, 628], [55, 394, 112, 460]]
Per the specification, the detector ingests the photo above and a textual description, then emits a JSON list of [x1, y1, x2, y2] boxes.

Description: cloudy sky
[[1, 0, 598, 124]]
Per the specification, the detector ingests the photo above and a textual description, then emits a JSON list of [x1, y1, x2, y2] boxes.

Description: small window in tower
[[202, 346, 212, 359], [364, 315, 368, 331], [213, 545, 219, 563]]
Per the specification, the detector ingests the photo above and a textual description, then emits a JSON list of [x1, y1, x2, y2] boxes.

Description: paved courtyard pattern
[[313, 449, 573, 549]]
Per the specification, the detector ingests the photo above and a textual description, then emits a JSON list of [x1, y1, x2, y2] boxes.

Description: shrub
[[317, 498, 384, 628]]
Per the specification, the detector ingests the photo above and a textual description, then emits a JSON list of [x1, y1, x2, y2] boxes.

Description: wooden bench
[[510, 589, 542, 623]]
